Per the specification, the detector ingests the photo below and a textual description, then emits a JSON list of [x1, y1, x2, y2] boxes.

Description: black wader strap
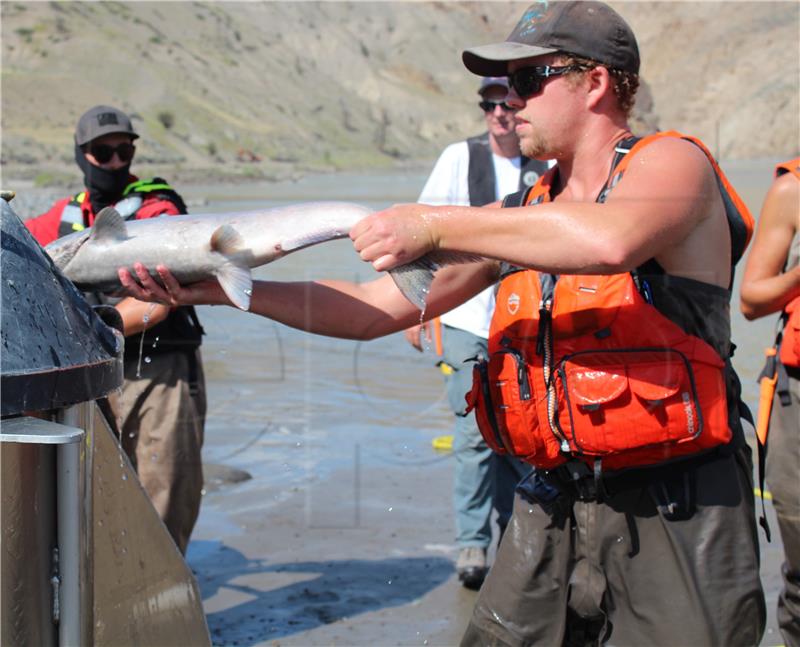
[[186, 305, 206, 337], [756, 433, 772, 542], [187, 348, 200, 397], [596, 136, 640, 204], [501, 187, 531, 209], [755, 348, 778, 542]]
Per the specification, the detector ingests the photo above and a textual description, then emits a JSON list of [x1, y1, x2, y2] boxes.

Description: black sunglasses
[[508, 65, 585, 99], [479, 100, 513, 113], [87, 142, 135, 164]]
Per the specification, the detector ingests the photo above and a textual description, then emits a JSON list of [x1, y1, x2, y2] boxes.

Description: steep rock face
[[1, 1, 797, 184]]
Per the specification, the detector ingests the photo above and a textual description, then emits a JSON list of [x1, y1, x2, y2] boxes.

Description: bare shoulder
[[769, 171, 800, 206], [610, 135, 730, 285], [609, 135, 720, 219], [619, 135, 716, 190]]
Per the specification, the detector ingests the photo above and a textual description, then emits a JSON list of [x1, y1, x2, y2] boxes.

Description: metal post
[[57, 439, 82, 647]]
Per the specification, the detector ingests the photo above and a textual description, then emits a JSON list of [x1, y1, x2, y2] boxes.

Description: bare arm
[[352, 138, 726, 282], [118, 259, 498, 341], [740, 172, 800, 320], [115, 297, 171, 336]]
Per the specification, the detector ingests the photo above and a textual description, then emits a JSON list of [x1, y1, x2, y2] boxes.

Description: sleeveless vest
[[466, 133, 549, 206]]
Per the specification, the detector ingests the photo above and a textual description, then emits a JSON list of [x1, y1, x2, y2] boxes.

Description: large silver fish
[[45, 201, 440, 311]]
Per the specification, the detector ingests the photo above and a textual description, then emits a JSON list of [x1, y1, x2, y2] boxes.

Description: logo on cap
[[518, 0, 550, 37], [97, 112, 120, 126]]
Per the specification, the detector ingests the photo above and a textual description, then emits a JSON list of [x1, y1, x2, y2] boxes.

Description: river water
[[53, 161, 783, 645]]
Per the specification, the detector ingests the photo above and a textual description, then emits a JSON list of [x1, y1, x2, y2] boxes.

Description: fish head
[[44, 228, 91, 272]]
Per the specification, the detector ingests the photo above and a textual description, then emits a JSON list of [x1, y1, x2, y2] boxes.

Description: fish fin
[[389, 257, 440, 311], [216, 262, 253, 311], [90, 207, 128, 243], [210, 224, 245, 255], [389, 251, 486, 311], [280, 229, 349, 253]]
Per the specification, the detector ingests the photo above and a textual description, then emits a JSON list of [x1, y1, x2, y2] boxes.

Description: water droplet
[[388, 507, 393, 512], [121, 474, 127, 481], [128, 432, 135, 438], [144, 356, 152, 364]]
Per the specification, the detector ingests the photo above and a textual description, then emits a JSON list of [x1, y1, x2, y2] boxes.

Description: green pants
[[108, 349, 206, 555], [462, 448, 765, 646], [767, 370, 800, 647]]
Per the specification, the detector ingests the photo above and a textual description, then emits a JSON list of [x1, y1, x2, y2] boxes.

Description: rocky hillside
[[1, 1, 797, 187]]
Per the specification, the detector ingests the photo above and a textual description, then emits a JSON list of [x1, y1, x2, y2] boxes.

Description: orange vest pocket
[[467, 349, 549, 462], [779, 298, 800, 368], [557, 349, 728, 459]]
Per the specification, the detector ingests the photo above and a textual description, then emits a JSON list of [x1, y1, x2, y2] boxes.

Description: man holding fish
[[27, 105, 206, 555], [118, 1, 766, 643]]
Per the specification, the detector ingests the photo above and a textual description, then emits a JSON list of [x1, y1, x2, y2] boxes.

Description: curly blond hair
[[556, 53, 639, 118]]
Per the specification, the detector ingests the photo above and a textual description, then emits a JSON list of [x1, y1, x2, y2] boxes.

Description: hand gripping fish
[[45, 202, 445, 312]]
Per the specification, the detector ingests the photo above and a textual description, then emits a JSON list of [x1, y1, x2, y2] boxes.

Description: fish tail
[[388, 257, 439, 311]]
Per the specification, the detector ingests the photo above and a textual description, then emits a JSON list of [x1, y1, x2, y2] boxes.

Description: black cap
[[74, 105, 139, 146], [463, 1, 639, 77]]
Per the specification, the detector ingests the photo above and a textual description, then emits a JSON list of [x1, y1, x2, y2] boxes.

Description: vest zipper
[[538, 293, 571, 452]]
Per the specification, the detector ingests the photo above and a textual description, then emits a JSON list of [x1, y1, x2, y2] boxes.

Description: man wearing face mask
[[26, 105, 206, 555]]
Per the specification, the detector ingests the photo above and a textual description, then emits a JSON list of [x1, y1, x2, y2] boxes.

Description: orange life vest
[[775, 157, 800, 181], [775, 158, 800, 368], [466, 132, 753, 471]]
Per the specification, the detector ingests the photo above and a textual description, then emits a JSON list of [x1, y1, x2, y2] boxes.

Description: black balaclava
[[74, 142, 131, 214]]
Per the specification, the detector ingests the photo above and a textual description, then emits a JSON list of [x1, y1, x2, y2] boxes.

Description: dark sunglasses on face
[[87, 142, 135, 164], [479, 100, 513, 112], [508, 65, 585, 99]]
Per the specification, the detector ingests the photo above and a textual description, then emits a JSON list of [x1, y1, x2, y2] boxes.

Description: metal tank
[[0, 194, 210, 646]]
